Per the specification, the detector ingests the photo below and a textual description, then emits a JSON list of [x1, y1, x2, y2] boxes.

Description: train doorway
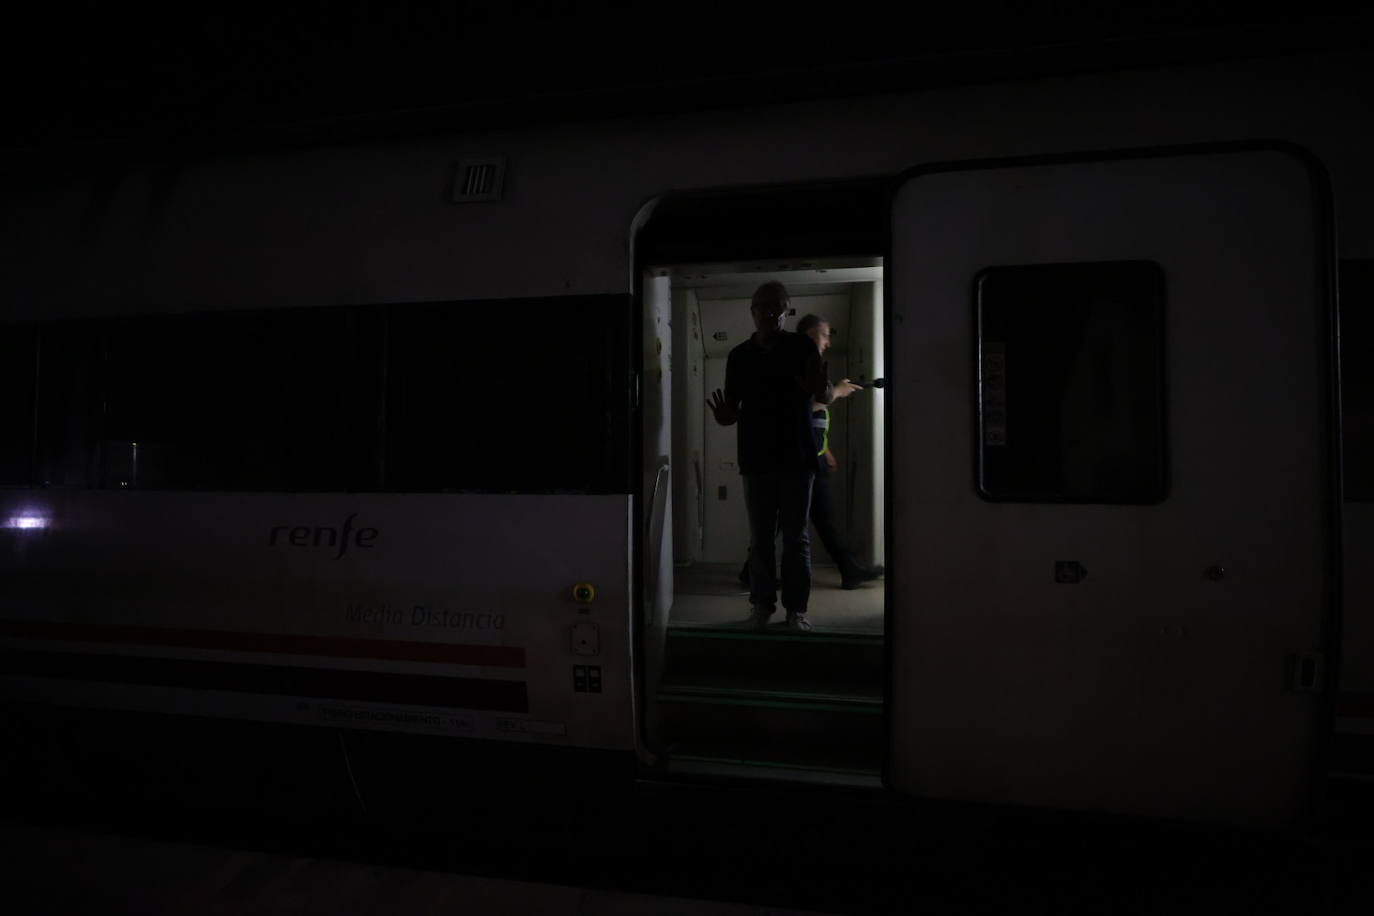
[[653, 258, 886, 634], [639, 253, 888, 784], [633, 180, 892, 784]]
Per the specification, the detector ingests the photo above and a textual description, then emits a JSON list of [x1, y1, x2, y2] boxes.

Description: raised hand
[[706, 388, 737, 425]]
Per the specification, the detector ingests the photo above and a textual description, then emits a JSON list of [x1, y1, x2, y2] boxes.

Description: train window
[[0, 326, 38, 485], [23, 295, 630, 494], [34, 322, 104, 488], [975, 261, 1167, 503], [383, 295, 628, 493], [94, 307, 385, 491], [1341, 259, 1374, 502]]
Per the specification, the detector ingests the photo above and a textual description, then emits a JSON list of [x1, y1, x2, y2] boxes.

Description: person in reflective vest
[[738, 313, 884, 592]]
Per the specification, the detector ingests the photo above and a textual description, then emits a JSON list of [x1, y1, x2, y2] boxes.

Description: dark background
[[2, 8, 1373, 911], [4, 5, 1370, 160]]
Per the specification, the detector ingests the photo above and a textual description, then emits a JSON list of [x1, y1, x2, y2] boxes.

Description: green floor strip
[[660, 684, 881, 705], [657, 692, 882, 714], [666, 627, 881, 646], [672, 753, 881, 777]]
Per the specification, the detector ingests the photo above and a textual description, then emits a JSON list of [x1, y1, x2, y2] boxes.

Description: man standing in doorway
[[707, 282, 833, 632]]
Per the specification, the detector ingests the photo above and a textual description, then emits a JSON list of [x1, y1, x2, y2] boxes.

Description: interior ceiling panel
[[699, 291, 855, 360]]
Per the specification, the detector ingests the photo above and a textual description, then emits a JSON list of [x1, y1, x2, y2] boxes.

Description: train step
[[660, 626, 884, 696], [656, 683, 884, 773]]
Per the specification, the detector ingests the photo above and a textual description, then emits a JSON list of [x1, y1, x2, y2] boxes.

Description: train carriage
[[1, 42, 1371, 833]]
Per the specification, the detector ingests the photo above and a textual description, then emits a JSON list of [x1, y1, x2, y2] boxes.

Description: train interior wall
[[666, 268, 885, 573]]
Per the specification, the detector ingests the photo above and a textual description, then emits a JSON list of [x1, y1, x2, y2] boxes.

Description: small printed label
[[316, 703, 475, 733], [573, 665, 602, 693], [495, 717, 567, 736], [1054, 560, 1088, 584], [344, 602, 505, 631]]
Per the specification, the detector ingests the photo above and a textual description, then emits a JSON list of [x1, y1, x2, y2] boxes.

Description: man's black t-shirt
[[723, 331, 825, 474]]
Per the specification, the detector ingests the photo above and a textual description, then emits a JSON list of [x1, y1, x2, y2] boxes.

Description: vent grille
[[452, 157, 505, 202]]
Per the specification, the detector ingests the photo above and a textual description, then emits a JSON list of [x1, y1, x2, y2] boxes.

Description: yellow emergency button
[[572, 583, 596, 603]]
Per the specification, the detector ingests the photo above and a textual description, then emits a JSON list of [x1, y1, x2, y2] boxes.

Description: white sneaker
[[745, 606, 774, 630], [785, 612, 813, 633]]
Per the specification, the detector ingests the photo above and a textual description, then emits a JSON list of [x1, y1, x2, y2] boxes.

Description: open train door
[[886, 144, 1339, 825]]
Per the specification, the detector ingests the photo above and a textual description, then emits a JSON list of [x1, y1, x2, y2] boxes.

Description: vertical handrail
[[645, 460, 671, 627]]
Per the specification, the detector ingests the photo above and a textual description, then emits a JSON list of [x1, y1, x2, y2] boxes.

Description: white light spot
[[4, 515, 49, 530]]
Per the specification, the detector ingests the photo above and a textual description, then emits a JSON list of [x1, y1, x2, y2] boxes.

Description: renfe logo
[[269, 513, 379, 560]]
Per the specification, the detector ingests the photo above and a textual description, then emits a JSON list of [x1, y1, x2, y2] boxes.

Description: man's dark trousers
[[809, 472, 866, 584], [743, 471, 814, 615]]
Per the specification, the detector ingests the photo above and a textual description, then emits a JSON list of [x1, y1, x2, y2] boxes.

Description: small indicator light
[[572, 583, 596, 603]]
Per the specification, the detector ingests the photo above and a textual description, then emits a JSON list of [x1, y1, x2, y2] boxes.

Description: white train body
[[0, 46, 1370, 826]]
